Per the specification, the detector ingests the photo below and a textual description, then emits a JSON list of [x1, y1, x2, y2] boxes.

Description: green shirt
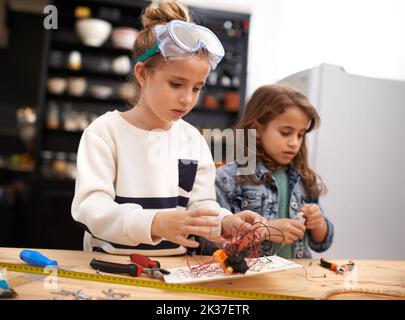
[[272, 167, 293, 259]]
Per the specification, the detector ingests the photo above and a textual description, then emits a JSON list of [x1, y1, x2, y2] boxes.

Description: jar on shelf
[[62, 104, 80, 131], [220, 75, 232, 87], [77, 112, 90, 131], [47, 103, 60, 129], [74, 6, 91, 19], [40, 150, 54, 178], [53, 152, 68, 178], [223, 91, 240, 112], [203, 94, 219, 110], [207, 71, 218, 86], [67, 51, 82, 71], [67, 153, 77, 179]]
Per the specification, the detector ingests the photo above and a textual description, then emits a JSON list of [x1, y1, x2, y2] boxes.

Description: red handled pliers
[[90, 254, 170, 278]]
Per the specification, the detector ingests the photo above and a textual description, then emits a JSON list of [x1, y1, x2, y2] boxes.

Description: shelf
[[44, 128, 83, 135], [38, 0, 249, 167], [57, 11, 141, 30], [47, 93, 129, 107], [0, 128, 19, 137], [205, 84, 240, 91], [48, 67, 130, 82], [42, 107, 239, 136], [55, 0, 146, 21], [51, 36, 133, 57], [192, 107, 239, 116], [33, 176, 76, 188]]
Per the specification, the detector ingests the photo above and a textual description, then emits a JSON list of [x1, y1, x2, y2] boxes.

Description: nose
[[288, 135, 300, 149], [180, 89, 194, 107]]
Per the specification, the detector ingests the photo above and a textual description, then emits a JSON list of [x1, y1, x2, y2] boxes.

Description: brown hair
[[235, 84, 327, 199], [130, 0, 192, 103]]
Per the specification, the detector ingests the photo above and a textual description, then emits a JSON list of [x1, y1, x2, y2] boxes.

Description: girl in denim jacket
[[213, 84, 334, 259]]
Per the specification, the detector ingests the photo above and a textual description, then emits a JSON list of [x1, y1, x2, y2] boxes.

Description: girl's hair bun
[[142, 0, 191, 29]]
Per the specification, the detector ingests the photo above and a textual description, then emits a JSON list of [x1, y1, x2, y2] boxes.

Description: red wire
[[187, 221, 279, 274]]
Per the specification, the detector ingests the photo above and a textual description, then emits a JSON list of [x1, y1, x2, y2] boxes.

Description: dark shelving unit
[[25, 0, 250, 250]]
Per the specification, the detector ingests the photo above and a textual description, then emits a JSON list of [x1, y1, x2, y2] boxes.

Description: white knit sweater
[[71, 110, 231, 255]]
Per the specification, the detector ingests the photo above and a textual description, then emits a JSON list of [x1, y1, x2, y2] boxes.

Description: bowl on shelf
[[111, 27, 138, 50], [223, 91, 240, 112], [203, 94, 219, 110], [75, 18, 112, 47], [112, 55, 131, 75], [67, 77, 87, 97], [89, 85, 113, 99], [47, 77, 67, 95]]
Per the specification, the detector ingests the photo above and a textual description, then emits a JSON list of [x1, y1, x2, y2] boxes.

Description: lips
[[171, 109, 187, 117], [283, 151, 296, 158]]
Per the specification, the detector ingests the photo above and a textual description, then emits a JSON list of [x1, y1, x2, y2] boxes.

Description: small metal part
[[311, 274, 326, 278], [100, 288, 130, 300], [72, 289, 92, 300], [50, 288, 72, 296]]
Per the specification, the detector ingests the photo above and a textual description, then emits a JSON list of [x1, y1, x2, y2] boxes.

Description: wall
[[184, 0, 405, 99]]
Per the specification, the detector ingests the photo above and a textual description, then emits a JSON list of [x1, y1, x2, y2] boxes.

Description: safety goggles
[[137, 20, 224, 70]]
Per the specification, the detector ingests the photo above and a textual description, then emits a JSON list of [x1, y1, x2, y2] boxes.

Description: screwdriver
[[20, 250, 58, 268]]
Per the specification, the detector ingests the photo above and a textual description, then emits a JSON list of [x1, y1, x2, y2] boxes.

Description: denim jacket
[[214, 162, 334, 258]]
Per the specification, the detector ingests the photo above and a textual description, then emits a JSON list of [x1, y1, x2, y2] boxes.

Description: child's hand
[[151, 209, 221, 248], [300, 204, 326, 230], [266, 219, 306, 244], [221, 210, 267, 240]]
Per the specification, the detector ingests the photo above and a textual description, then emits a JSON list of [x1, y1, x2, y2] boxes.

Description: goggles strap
[[136, 41, 159, 63]]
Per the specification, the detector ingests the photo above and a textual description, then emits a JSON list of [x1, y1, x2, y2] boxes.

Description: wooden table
[[1, 247, 404, 300]]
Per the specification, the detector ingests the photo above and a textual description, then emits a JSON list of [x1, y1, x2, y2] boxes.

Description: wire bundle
[[186, 221, 286, 275]]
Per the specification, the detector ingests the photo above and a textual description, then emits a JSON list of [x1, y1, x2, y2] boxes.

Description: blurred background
[[0, 0, 404, 259]]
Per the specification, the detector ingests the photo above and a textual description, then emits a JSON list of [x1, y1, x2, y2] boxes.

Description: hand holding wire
[[221, 210, 266, 241], [300, 204, 325, 230], [265, 218, 306, 243]]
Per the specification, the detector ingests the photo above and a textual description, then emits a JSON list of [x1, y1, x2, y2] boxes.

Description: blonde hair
[[236, 84, 327, 199], [130, 1, 192, 103]]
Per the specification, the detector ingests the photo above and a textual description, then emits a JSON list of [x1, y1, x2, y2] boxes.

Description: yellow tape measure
[[0, 262, 312, 300]]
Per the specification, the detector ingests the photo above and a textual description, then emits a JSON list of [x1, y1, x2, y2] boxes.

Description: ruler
[[0, 261, 313, 300]]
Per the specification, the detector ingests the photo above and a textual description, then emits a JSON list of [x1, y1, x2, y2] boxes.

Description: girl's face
[[259, 106, 310, 165], [137, 55, 210, 129]]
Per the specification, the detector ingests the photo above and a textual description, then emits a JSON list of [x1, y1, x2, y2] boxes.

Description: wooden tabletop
[[1, 247, 404, 300]]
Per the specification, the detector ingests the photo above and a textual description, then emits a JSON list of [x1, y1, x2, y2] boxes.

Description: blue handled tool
[[19, 250, 58, 268]]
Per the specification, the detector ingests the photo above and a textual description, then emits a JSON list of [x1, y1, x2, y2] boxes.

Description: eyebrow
[[171, 76, 205, 86], [279, 125, 308, 132]]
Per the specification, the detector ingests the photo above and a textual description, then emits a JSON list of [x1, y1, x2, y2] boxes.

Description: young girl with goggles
[[72, 0, 266, 256]]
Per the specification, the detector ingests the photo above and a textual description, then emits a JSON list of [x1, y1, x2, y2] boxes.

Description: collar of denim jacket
[[249, 162, 301, 184], [234, 161, 301, 185]]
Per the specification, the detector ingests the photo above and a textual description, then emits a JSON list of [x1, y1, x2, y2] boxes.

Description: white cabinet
[[280, 64, 405, 259]]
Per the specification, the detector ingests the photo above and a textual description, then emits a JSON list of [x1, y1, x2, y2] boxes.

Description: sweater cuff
[[125, 205, 162, 246]]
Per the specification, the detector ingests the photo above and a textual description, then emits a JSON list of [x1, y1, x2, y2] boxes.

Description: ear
[[251, 120, 262, 139], [134, 62, 147, 86]]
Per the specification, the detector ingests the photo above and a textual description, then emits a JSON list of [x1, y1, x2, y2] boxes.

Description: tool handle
[[20, 250, 58, 268], [90, 259, 141, 277], [130, 254, 160, 268]]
